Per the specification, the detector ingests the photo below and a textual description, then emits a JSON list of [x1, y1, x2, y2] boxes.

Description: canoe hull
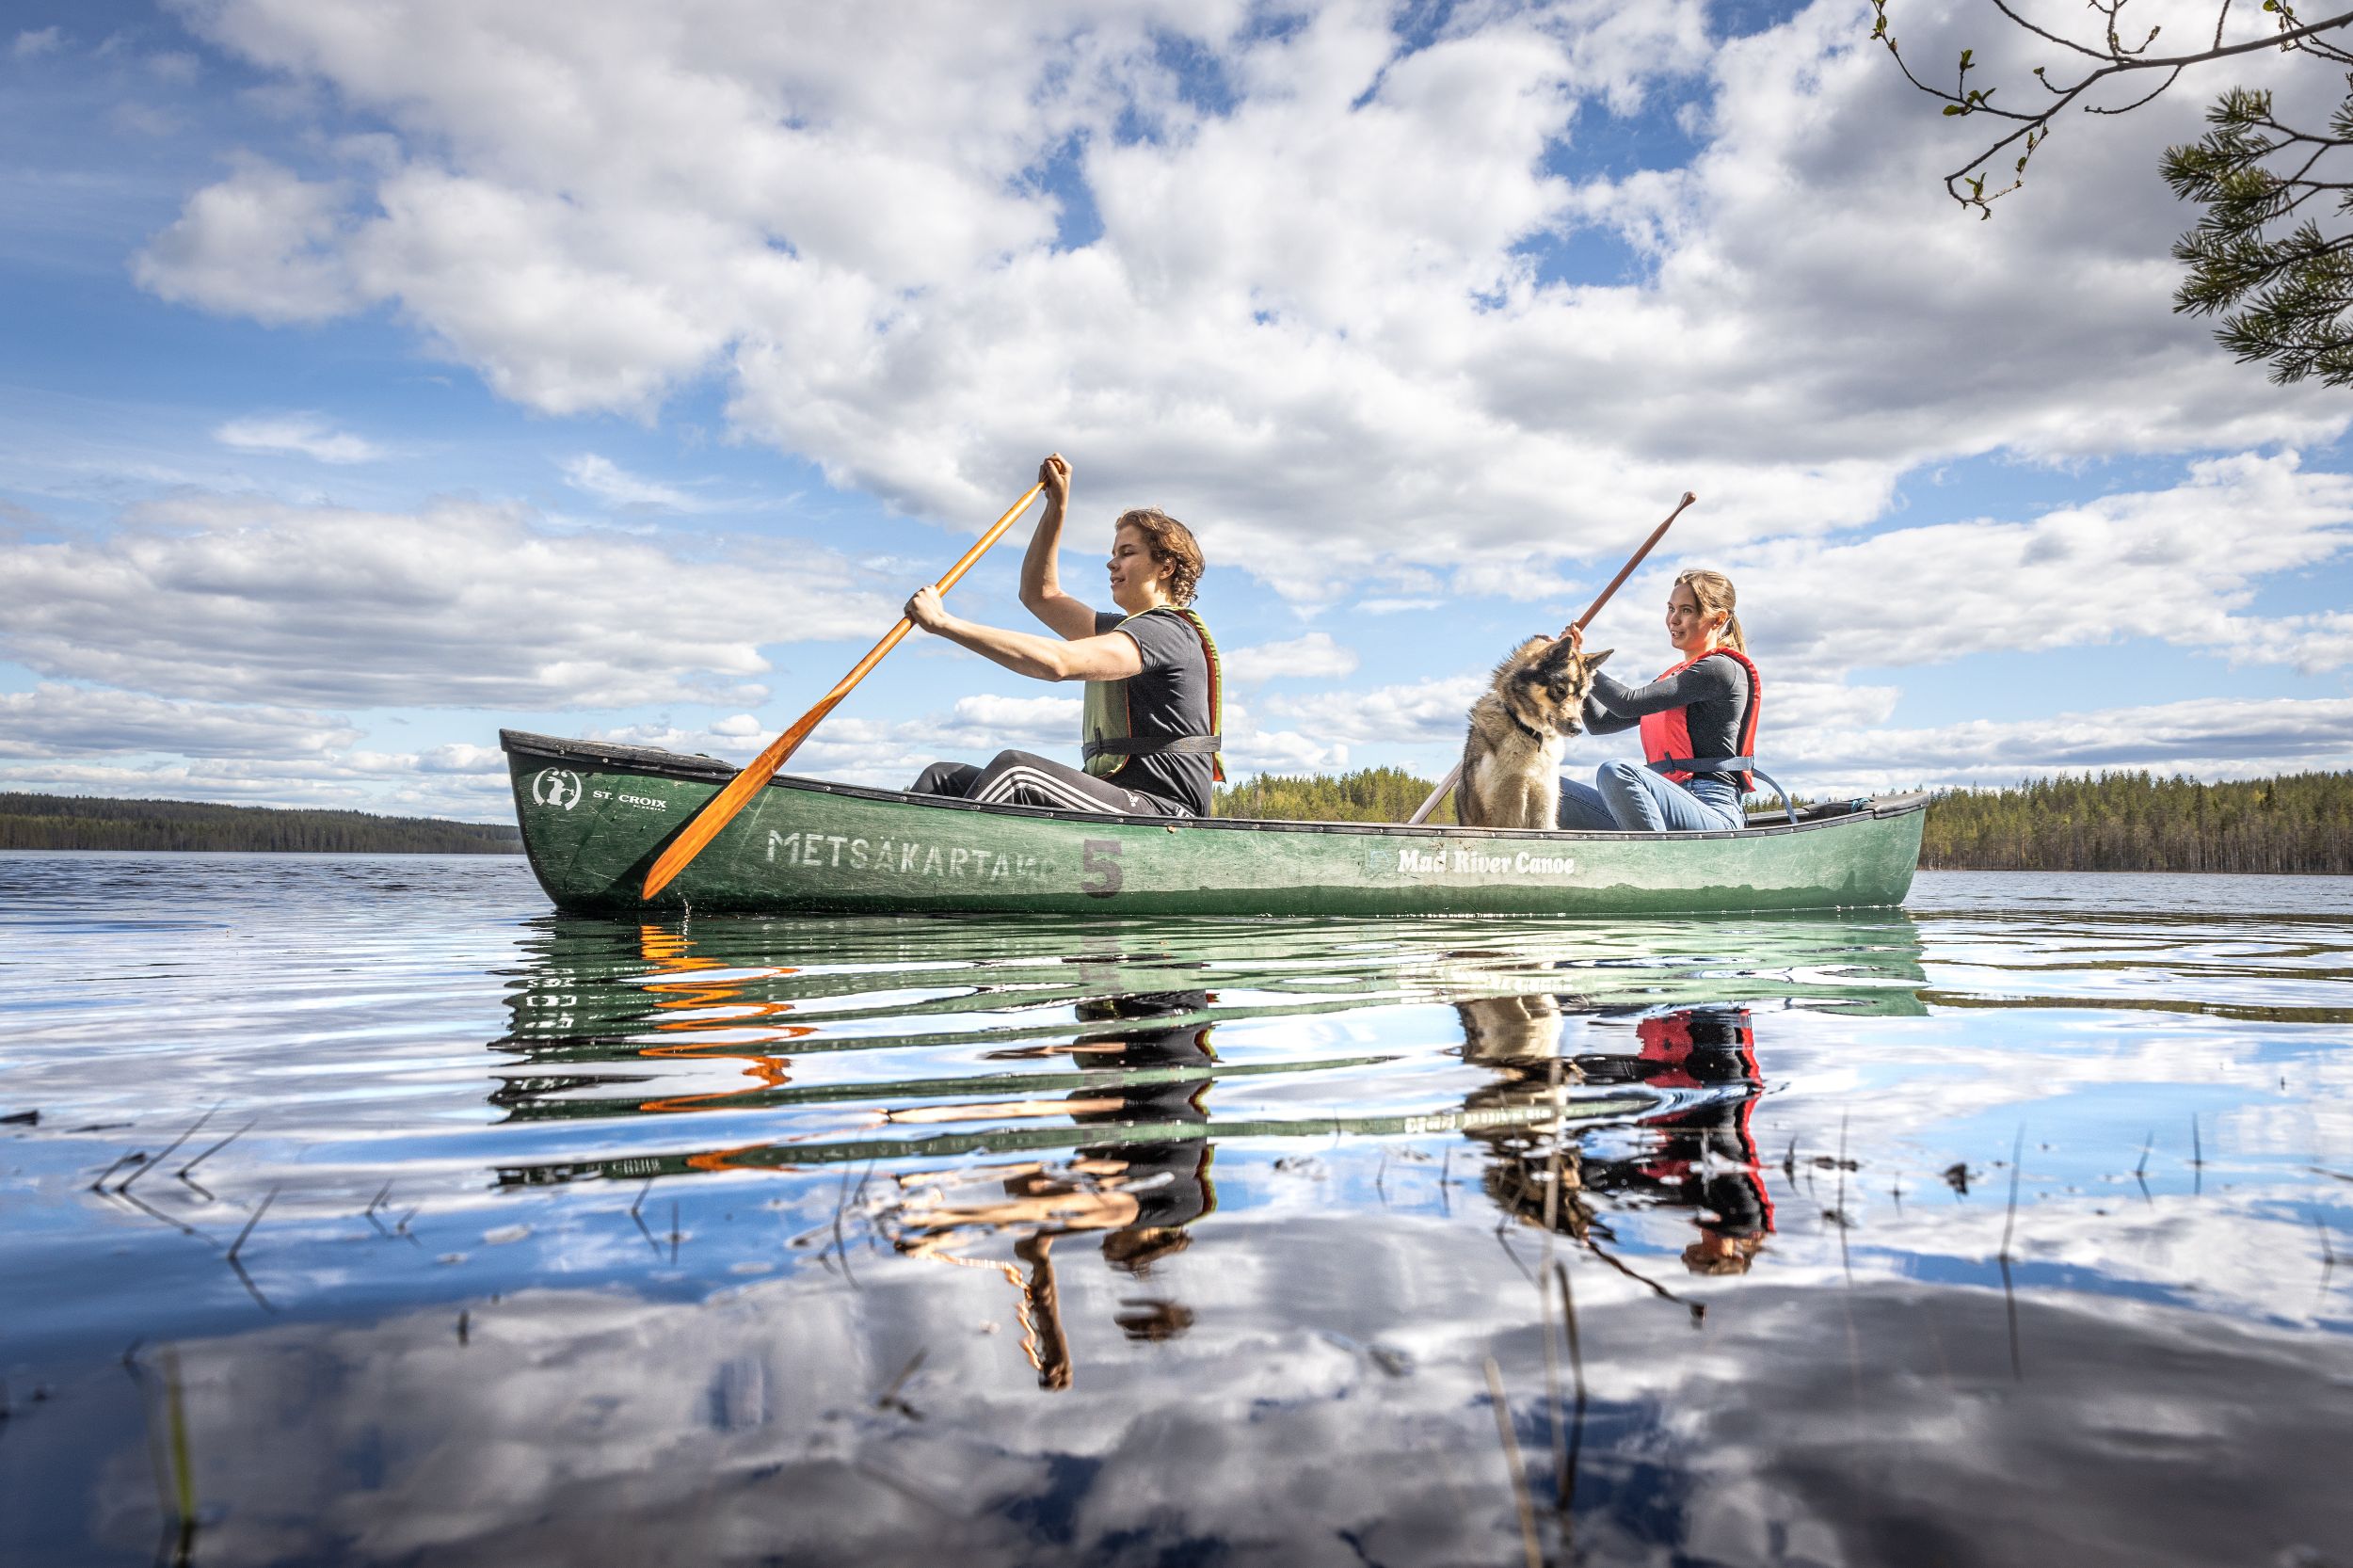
[[502, 729, 1925, 918]]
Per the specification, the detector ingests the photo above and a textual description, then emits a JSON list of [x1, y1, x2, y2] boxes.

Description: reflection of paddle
[[1404, 490, 1697, 826], [641, 482, 1048, 900]]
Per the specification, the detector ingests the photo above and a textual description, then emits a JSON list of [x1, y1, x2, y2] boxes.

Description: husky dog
[[1455, 634, 1610, 829]]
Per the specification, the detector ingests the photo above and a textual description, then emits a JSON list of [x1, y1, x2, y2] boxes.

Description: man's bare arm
[[1017, 453, 1100, 641], [907, 586, 1144, 681]]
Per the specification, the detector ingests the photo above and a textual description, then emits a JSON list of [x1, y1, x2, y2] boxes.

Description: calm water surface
[[2, 854, 2348, 1567]]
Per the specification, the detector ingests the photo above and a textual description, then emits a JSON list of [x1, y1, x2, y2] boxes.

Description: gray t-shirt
[[1090, 608, 1216, 816]]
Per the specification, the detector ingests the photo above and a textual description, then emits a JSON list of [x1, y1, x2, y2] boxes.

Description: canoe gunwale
[[500, 728, 1927, 844]]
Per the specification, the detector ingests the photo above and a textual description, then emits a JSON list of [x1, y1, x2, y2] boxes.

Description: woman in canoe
[[904, 453, 1223, 817], [1553, 568, 1760, 833]]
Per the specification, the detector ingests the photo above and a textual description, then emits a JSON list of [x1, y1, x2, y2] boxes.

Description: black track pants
[[909, 749, 1190, 816]]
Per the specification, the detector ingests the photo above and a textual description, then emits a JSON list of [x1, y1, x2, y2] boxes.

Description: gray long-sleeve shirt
[[1582, 652, 1754, 789]]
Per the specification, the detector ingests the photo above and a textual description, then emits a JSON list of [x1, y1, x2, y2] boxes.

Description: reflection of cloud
[[16, 888, 2351, 1565], [74, 1226, 2352, 1567]]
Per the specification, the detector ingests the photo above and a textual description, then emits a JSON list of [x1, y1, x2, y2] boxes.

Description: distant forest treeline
[[1217, 767, 2353, 874], [1213, 767, 1458, 825], [1917, 771, 2353, 874], [0, 793, 523, 855], [12, 770, 2349, 871]]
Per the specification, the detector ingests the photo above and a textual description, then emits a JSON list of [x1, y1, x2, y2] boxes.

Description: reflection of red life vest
[[1634, 1009, 1759, 1090], [1639, 646, 1761, 792], [1635, 1008, 1773, 1235]]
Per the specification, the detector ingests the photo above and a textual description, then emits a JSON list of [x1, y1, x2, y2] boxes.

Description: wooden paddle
[[640, 481, 1048, 900], [1403, 490, 1698, 826]]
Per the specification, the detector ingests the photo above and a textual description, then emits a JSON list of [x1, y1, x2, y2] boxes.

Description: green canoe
[[502, 728, 1926, 918]]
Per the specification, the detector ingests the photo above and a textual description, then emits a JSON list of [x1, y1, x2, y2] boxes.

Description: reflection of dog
[[1456, 635, 1611, 828], [1454, 993, 1565, 1064]]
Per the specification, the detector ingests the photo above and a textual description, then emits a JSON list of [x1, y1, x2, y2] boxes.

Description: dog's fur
[[1455, 635, 1610, 829], [1454, 993, 1567, 1064]]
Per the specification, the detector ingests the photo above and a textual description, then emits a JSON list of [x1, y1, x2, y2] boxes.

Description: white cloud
[[1268, 672, 1486, 749], [130, 0, 2345, 605], [215, 412, 386, 464], [113, 102, 184, 138], [559, 453, 707, 511], [0, 748, 517, 818], [1714, 452, 2353, 682], [134, 157, 356, 325], [941, 692, 1081, 747], [1785, 694, 2353, 794], [1222, 723, 1347, 776], [13, 27, 63, 59], [588, 686, 1343, 790], [0, 684, 359, 759], [56, 0, 2353, 799], [0, 493, 893, 710], [1222, 631, 1359, 682], [1448, 561, 1589, 603], [416, 742, 504, 774]]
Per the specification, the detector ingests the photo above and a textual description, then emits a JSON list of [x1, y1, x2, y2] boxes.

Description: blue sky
[[4, 0, 2351, 819]]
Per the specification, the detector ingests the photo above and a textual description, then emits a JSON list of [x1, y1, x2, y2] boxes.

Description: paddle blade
[[640, 696, 837, 900], [636, 479, 1044, 903]]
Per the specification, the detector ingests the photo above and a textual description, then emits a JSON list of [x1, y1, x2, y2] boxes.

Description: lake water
[[2, 853, 2348, 1567]]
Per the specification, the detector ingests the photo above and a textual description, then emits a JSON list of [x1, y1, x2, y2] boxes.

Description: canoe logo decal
[[1390, 845, 1577, 878], [531, 768, 584, 811]]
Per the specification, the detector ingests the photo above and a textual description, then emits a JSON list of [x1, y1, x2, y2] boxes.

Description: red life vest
[[1639, 645, 1761, 792]]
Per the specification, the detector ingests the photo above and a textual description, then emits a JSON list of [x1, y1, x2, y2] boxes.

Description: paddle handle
[[1567, 491, 1694, 635], [640, 482, 1048, 900], [1402, 491, 1696, 826]]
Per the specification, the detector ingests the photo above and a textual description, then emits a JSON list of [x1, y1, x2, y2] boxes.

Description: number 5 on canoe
[[639, 481, 1048, 901]]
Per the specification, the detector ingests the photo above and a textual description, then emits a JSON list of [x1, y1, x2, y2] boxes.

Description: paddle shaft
[[640, 481, 1048, 900], [1402, 490, 1697, 826]]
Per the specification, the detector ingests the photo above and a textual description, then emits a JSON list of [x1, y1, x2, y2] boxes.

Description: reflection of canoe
[[494, 1088, 1676, 1188], [504, 729, 1927, 918], [494, 907, 1929, 1068]]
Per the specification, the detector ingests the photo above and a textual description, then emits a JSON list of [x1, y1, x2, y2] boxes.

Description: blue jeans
[[1556, 761, 1744, 832]]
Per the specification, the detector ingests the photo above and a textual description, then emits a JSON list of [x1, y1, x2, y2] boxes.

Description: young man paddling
[[904, 453, 1224, 817]]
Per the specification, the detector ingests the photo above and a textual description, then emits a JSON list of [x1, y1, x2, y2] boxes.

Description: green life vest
[[1080, 605, 1225, 784]]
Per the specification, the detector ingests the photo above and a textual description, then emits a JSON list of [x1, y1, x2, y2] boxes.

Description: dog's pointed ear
[[1583, 647, 1613, 671]]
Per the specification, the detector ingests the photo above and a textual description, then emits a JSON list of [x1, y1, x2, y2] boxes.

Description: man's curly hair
[[1114, 507, 1205, 606]]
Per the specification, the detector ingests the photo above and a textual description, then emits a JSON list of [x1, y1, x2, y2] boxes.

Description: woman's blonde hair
[[1674, 568, 1744, 652], [1115, 507, 1204, 606]]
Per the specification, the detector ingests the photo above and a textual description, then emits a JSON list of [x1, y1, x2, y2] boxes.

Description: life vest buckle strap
[[1646, 756, 1753, 775], [1082, 732, 1224, 760], [1649, 757, 1797, 826]]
